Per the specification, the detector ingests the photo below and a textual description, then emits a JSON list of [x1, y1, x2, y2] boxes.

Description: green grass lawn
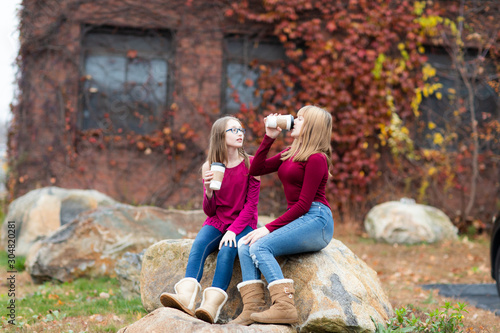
[[0, 250, 146, 332]]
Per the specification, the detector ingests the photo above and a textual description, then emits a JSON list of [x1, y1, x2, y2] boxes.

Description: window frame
[[78, 24, 175, 135], [221, 34, 286, 114]]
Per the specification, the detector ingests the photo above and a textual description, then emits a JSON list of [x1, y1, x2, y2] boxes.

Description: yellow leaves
[[428, 167, 437, 176], [423, 87, 429, 98], [415, 15, 460, 41], [378, 111, 416, 159], [422, 63, 436, 80], [397, 43, 405, 51], [414, 16, 442, 37], [447, 88, 456, 94], [386, 92, 395, 111], [325, 40, 334, 52], [444, 18, 458, 35], [413, 1, 426, 16], [417, 81, 443, 103], [422, 149, 432, 159], [418, 46, 425, 54], [372, 53, 386, 79], [433, 132, 444, 146], [411, 89, 422, 117], [418, 179, 429, 203], [428, 122, 436, 130]]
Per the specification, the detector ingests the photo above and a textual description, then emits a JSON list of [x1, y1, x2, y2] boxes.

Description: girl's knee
[[237, 239, 250, 254], [218, 244, 237, 256]]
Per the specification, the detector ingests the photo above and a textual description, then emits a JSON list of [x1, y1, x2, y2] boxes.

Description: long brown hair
[[207, 116, 250, 168], [281, 105, 332, 172]]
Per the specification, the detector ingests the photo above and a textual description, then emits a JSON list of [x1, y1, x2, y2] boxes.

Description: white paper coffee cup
[[265, 115, 294, 130], [209, 162, 226, 190]]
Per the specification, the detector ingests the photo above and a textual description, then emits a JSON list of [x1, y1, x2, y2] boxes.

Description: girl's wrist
[[205, 188, 213, 199]]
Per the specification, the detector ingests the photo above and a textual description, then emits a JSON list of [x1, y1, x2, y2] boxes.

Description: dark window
[[415, 47, 499, 152], [222, 35, 286, 114], [80, 26, 173, 134]]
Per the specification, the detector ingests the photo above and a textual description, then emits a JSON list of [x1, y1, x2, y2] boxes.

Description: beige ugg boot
[[194, 287, 228, 324], [160, 277, 201, 317], [228, 280, 266, 326], [250, 279, 298, 324]]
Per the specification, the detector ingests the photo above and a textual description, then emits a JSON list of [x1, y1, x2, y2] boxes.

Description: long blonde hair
[[207, 116, 250, 168], [281, 105, 332, 171]]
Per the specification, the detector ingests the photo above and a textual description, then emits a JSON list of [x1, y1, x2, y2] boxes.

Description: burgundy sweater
[[202, 159, 260, 235], [249, 135, 330, 232]]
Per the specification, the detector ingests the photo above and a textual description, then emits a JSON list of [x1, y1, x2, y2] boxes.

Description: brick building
[[10, 0, 286, 210], [10, 1, 500, 221]]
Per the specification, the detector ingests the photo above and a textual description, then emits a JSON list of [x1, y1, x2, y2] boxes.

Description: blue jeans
[[185, 224, 253, 291], [238, 202, 334, 284]]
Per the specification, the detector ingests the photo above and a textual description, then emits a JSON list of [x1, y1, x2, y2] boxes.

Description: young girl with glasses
[[230, 105, 334, 326], [160, 116, 260, 324]]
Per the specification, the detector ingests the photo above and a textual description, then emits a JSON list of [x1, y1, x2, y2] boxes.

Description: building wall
[[10, 0, 270, 209]]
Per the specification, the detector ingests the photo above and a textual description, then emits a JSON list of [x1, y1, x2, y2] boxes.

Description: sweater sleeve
[[249, 135, 283, 176], [265, 154, 328, 232], [202, 180, 217, 217], [227, 175, 261, 235]]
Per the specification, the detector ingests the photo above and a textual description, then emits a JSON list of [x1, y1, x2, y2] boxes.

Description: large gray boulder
[[138, 239, 392, 332], [0, 187, 117, 256], [364, 200, 458, 244], [25, 204, 205, 283]]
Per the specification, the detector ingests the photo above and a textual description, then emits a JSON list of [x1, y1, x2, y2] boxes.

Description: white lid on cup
[[210, 162, 226, 173]]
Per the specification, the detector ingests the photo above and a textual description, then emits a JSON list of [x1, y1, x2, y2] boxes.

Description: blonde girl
[[230, 105, 334, 326]]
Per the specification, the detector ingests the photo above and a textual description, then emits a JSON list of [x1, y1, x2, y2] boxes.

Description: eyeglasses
[[225, 128, 246, 135]]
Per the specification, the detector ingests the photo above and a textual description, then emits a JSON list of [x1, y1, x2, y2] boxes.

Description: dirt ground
[[334, 223, 500, 332], [6, 223, 500, 332]]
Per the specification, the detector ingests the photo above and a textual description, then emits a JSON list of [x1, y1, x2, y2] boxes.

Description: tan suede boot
[[250, 279, 298, 324], [228, 280, 266, 326], [160, 277, 201, 317], [194, 287, 228, 324]]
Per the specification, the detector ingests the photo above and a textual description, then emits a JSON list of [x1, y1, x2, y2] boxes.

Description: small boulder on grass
[[364, 199, 458, 244]]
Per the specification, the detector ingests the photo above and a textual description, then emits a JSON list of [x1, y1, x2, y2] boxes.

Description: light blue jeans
[[185, 224, 253, 291], [238, 202, 334, 284]]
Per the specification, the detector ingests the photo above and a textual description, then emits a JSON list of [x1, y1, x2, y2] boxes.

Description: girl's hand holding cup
[[204, 170, 214, 198], [264, 113, 282, 139]]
